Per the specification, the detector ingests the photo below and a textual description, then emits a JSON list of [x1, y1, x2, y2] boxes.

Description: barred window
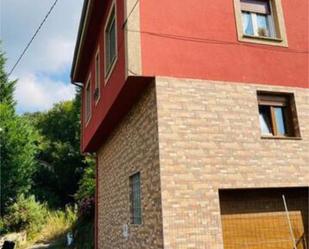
[[130, 172, 142, 224]]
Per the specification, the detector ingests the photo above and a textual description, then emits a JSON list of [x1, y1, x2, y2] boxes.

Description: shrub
[[3, 194, 47, 236], [78, 197, 94, 219], [0, 218, 8, 235]]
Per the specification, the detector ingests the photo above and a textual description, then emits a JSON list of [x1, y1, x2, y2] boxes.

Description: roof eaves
[[70, 0, 93, 83]]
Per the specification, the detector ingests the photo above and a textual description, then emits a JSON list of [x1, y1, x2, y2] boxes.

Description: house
[[71, 0, 309, 248]]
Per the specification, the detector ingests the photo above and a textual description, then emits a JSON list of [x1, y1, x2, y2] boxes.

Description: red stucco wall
[[81, 0, 126, 152], [140, 0, 308, 88]]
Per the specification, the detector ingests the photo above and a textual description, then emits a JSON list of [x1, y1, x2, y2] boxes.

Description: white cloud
[[15, 73, 76, 113], [1, 0, 83, 113]]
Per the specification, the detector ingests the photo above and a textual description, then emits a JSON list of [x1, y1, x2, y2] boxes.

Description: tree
[[0, 104, 38, 215], [0, 48, 17, 108], [28, 92, 88, 207], [0, 48, 38, 216]]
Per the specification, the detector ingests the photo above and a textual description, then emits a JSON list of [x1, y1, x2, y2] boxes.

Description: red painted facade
[[75, 0, 127, 152], [72, 0, 308, 153], [140, 0, 308, 88]]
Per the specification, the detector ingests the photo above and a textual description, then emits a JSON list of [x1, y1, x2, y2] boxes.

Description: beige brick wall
[[155, 77, 309, 249], [97, 76, 308, 249], [97, 82, 163, 249]]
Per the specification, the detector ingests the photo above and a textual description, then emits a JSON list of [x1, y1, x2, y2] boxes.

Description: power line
[[122, 0, 140, 28], [7, 0, 60, 77]]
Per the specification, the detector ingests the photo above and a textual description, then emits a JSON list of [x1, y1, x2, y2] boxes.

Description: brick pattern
[[97, 83, 163, 249], [155, 77, 309, 249], [96, 76, 308, 249]]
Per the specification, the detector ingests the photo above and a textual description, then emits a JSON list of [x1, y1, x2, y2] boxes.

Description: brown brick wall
[[155, 77, 309, 249], [97, 76, 308, 249], [97, 82, 163, 249]]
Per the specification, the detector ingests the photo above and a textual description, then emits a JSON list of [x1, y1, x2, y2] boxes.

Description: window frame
[[104, 1, 118, 83], [234, 0, 288, 47], [94, 48, 101, 105], [84, 74, 92, 126], [129, 172, 142, 225], [257, 92, 301, 139]]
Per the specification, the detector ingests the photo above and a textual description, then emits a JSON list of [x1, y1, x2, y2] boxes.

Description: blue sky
[[1, 0, 84, 113]]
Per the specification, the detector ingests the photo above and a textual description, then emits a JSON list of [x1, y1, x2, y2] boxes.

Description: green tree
[[0, 48, 17, 108], [0, 104, 38, 215], [29, 92, 88, 207]]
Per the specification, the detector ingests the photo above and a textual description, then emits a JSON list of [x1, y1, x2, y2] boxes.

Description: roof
[[70, 0, 92, 83]]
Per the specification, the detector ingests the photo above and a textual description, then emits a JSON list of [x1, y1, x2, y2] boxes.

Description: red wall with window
[[140, 0, 308, 88], [80, 0, 126, 152]]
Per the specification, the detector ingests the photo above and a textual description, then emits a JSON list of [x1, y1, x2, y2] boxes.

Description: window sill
[[95, 96, 100, 106], [239, 34, 288, 47], [261, 135, 302, 140], [243, 34, 283, 42]]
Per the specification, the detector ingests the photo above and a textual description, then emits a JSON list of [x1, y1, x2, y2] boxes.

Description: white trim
[[104, 0, 118, 84], [94, 48, 101, 105], [84, 74, 92, 126]]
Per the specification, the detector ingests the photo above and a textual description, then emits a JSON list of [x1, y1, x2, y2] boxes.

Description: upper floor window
[[130, 172, 142, 225], [234, 0, 288, 46], [257, 92, 300, 138], [104, 3, 117, 80], [241, 0, 275, 38], [85, 76, 92, 124], [94, 50, 100, 103]]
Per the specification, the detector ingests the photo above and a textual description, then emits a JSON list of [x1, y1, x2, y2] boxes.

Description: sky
[[0, 0, 84, 114]]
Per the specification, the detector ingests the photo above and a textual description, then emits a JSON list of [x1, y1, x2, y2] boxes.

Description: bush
[[3, 194, 47, 236], [0, 218, 8, 235], [78, 197, 95, 219]]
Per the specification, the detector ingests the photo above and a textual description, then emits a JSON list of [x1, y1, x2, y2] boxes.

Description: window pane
[[242, 12, 254, 35], [259, 106, 272, 135], [274, 107, 287, 135], [95, 56, 99, 88], [110, 19, 116, 63], [256, 14, 270, 37], [130, 173, 141, 224], [85, 84, 91, 121], [105, 7, 116, 74]]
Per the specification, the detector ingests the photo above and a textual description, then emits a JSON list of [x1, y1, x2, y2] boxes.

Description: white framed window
[[104, 2, 117, 81], [234, 0, 288, 46], [84, 75, 92, 124], [241, 0, 276, 38], [94, 49, 100, 104]]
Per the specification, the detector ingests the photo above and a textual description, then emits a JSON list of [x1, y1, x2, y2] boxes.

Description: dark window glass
[[105, 7, 116, 75], [130, 173, 142, 224], [259, 105, 272, 135]]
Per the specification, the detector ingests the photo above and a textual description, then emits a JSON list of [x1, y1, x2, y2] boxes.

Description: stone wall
[[97, 82, 163, 249], [155, 77, 309, 249]]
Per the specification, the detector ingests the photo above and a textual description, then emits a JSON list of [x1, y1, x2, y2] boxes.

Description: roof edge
[[70, 0, 92, 83]]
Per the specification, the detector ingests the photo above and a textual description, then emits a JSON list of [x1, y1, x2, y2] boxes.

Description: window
[[257, 92, 300, 138], [94, 50, 100, 103], [234, 0, 288, 46], [104, 3, 117, 79], [130, 172, 142, 224], [84, 76, 91, 124], [241, 0, 275, 38]]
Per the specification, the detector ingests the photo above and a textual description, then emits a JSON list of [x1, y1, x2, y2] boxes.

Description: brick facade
[[97, 76, 308, 248], [97, 82, 163, 249], [156, 77, 309, 249]]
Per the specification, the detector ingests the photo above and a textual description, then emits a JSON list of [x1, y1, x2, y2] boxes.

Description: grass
[[17, 206, 77, 249]]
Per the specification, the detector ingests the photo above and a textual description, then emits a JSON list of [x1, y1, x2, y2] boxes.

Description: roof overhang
[[70, 0, 93, 83]]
